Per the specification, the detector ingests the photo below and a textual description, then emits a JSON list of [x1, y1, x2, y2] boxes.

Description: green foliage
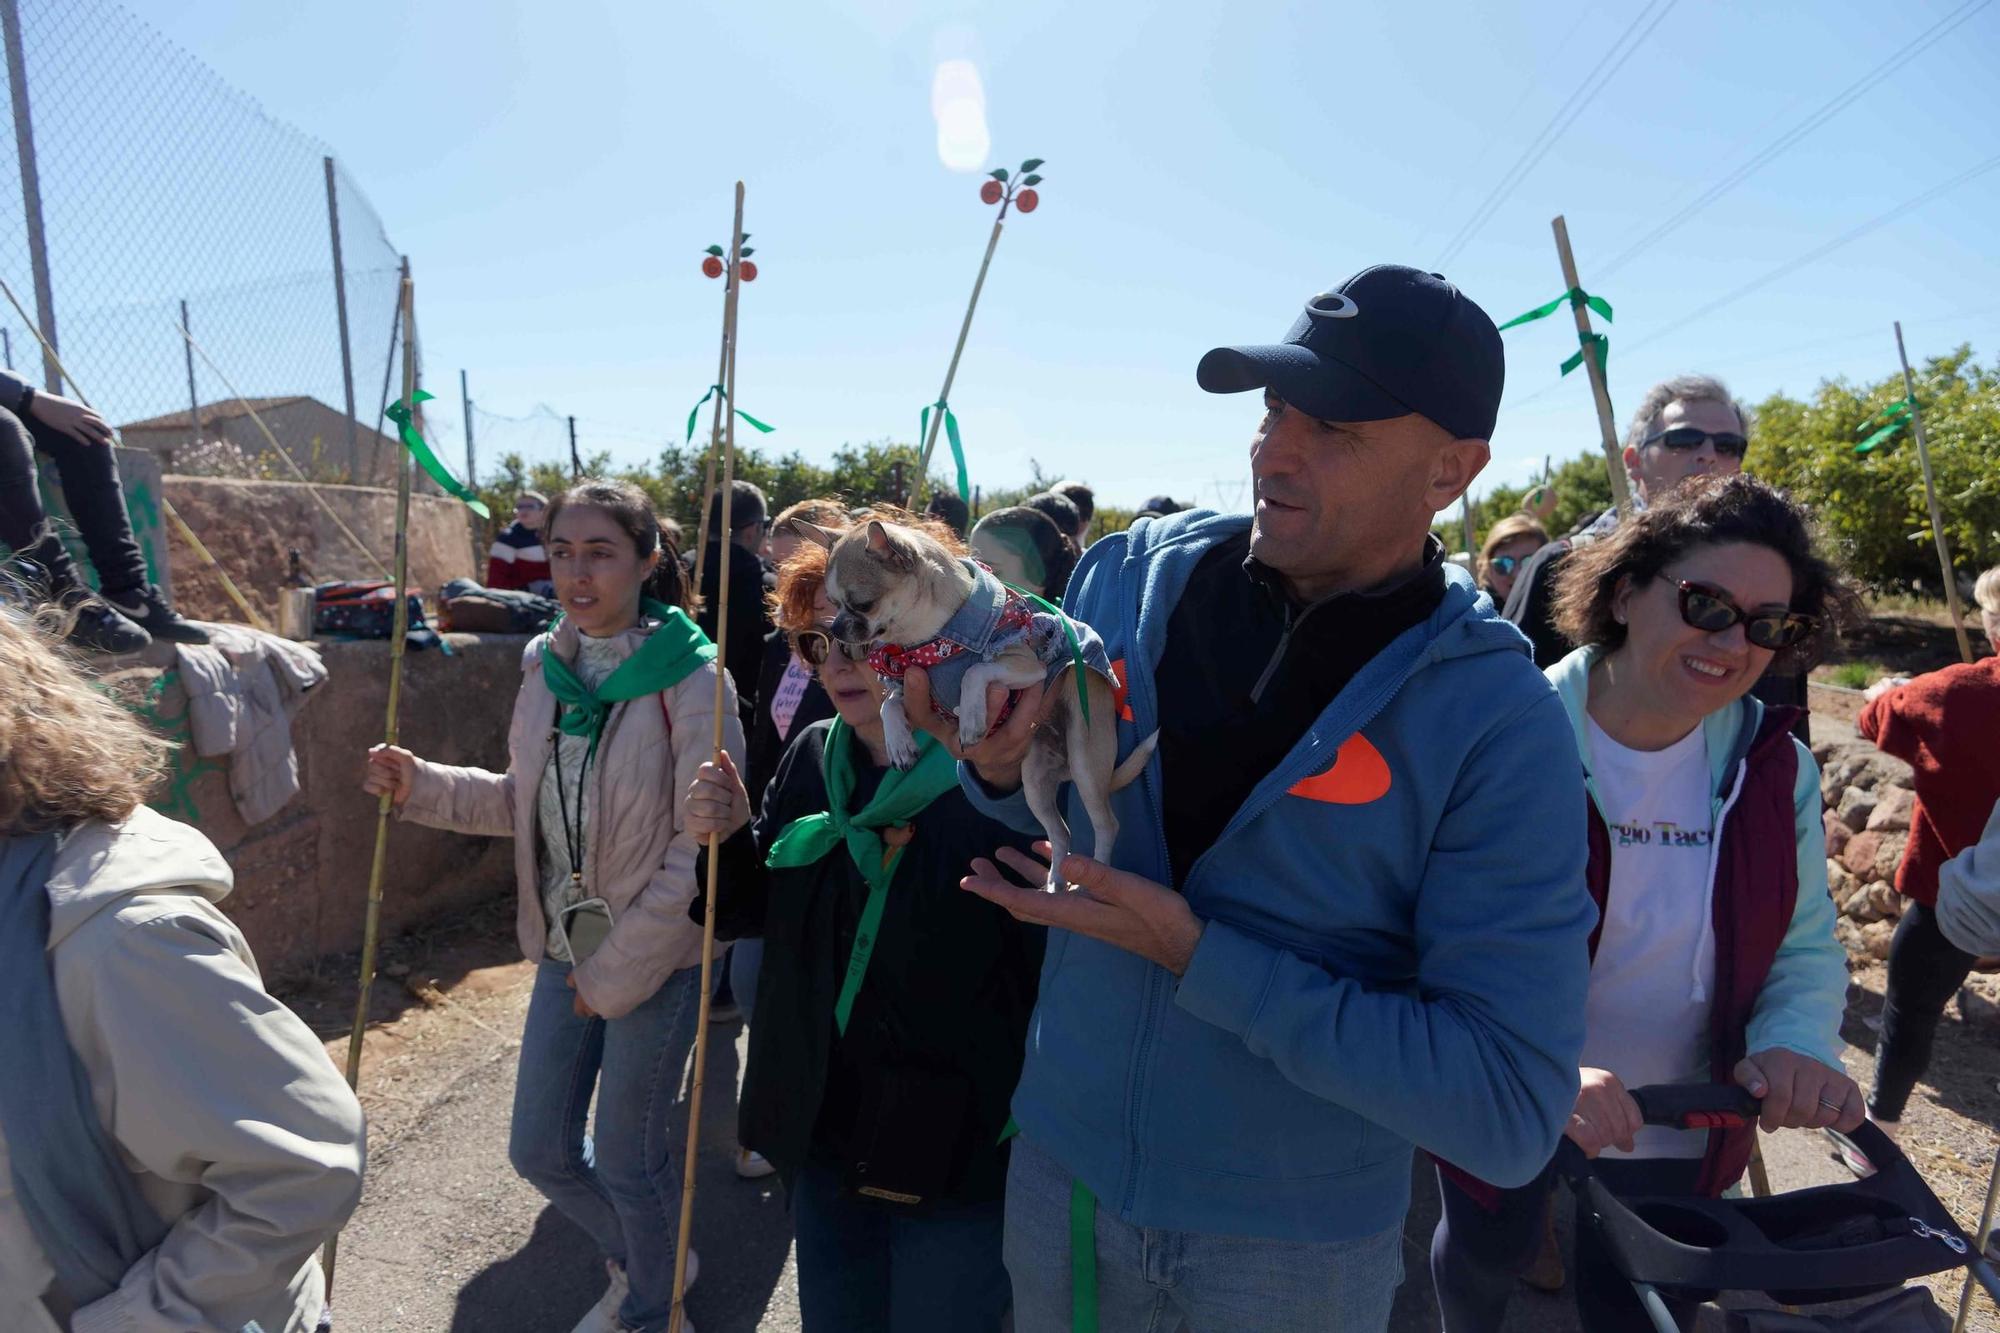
[[1443, 448, 1621, 553], [1748, 346, 2000, 596], [1827, 661, 1881, 690]]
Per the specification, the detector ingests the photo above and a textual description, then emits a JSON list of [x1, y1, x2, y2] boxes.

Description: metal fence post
[[2, 0, 59, 392], [324, 155, 360, 481], [180, 297, 200, 458], [460, 368, 475, 487]]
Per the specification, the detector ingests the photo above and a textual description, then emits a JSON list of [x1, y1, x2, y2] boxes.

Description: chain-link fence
[[0, 0, 409, 486]]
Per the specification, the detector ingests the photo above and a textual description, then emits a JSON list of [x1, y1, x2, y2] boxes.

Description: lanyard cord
[[551, 713, 591, 885]]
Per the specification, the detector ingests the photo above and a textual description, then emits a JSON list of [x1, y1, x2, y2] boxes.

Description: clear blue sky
[[165, 0, 2000, 514]]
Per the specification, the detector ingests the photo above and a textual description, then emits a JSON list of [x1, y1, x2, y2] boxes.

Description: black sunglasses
[[1489, 554, 1525, 576], [1641, 426, 1749, 459], [1676, 579, 1814, 650], [794, 628, 870, 668]]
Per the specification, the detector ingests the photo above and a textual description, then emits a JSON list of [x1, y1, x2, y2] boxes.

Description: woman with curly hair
[[0, 603, 365, 1333], [684, 512, 1044, 1332], [1431, 474, 1865, 1331]]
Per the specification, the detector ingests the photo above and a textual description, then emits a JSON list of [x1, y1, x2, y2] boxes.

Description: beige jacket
[[400, 617, 744, 1019], [0, 807, 366, 1333]]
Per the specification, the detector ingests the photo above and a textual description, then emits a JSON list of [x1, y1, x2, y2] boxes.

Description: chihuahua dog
[[798, 518, 1155, 890]]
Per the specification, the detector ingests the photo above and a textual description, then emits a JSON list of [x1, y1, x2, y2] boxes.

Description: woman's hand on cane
[[363, 745, 417, 806], [1734, 1048, 1865, 1133], [686, 750, 751, 841]]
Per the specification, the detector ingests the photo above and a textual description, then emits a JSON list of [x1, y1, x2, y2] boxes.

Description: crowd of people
[[3, 261, 1998, 1333]]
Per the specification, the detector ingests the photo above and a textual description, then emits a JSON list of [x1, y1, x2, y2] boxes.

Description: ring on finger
[[1817, 1095, 1845, 1112]]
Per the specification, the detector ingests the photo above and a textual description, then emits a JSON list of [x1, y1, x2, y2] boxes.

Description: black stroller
[[1556, 1084, 2000, 1331]]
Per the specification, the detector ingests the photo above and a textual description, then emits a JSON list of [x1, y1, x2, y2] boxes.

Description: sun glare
[[931, 58, 990, 172]]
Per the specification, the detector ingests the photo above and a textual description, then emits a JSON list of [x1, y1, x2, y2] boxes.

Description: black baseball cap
[[1196, 265, 1505, 442]]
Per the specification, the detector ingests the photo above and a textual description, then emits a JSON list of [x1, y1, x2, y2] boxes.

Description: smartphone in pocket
[[559, 897, 614, 965]]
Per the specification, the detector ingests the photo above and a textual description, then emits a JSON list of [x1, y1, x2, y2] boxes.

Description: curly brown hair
[[1550, 473, 1864, 674], [0, 604, 174, 832]]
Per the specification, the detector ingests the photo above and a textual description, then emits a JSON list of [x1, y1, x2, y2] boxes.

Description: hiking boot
[[103, 583, 209, 644], [65, 598, 151, 654]]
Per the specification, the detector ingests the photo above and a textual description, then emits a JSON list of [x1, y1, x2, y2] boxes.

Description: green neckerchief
[[763, 716, 960, 1033], [541, 599, 715, 763]]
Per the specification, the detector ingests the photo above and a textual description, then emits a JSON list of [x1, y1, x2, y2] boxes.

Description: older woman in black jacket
[[687, 513, 1041, 1333]]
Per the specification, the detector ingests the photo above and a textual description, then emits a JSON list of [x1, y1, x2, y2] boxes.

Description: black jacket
[[687, 540, 772, 733], [746, 627, 835, 813], [698, 720, 1043, 1208]]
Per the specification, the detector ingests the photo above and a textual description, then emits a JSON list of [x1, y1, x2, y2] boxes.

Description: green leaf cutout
[[1021, 174, 1042, 186], [705, 245, 726, 257], [740, 247, 755, 257], [1020, 158, 1045, 172], [990, 168, 1009, 182]]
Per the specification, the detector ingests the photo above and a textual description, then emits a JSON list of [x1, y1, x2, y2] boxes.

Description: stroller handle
[[1629, 1083, 1761, 1132]]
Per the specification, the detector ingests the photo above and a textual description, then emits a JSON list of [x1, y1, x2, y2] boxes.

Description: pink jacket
[[399, 617, 744, 1018]]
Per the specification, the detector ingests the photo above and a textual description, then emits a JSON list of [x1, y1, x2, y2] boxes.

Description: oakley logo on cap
[[1305, 292, 1361, 320]]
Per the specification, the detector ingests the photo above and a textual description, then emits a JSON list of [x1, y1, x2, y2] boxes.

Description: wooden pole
[[1894, 321, 1974, 664], [175, 316, 392, 581], [0, 275, 272, 631], [324, 271, 419, 1293], [1551, 215, 1632, 514], [1952, 1146, 2000, 1333], [689, 265, 736, 606], [911, 212, 1006, 510], [671, 182, 746, 1333], [567, 414, 580, 479]]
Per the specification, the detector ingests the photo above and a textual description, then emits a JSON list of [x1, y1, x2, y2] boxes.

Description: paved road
[[322, 954, 1908, 1332]]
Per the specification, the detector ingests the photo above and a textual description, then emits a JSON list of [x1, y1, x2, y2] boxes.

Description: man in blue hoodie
[[911, 265, 1596, 1331]]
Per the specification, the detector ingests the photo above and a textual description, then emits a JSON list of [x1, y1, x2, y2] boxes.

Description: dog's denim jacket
[[868, 559, 1113, 724]]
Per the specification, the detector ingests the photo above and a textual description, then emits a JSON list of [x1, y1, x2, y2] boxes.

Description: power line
[[1623, 151, 2000, 356], [1596, 0, 1993, 281], [1431, 0, 1680, 272]]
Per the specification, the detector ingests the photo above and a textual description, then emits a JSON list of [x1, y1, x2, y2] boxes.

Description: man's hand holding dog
[[961, 841, 1204, 977], [904, 666, 1044, 793]]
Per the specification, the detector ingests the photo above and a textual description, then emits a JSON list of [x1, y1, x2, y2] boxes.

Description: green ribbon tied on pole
[[920, 400, 972, 502], [683, 384, 775, 444], [1855, 396, 1913, 454], [384, 391, 490, 518], [1497, 288, 1614, 381]]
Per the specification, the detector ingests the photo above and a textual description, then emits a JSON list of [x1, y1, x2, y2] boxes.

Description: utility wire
[[1596, 0, 1993, 280], [1622, 151, 2000, 356], [1431, 0, 1680, 271]]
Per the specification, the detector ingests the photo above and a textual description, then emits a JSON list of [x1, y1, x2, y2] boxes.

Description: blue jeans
[[730, 937, 764, 1026], [508, 959, 699, 1333], [792, 1157, 1010, 1332], [1004, 1135, 1405, 1332]]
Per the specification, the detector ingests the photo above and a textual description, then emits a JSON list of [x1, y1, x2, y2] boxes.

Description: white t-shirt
[[1578, 717, 1718, 1159]]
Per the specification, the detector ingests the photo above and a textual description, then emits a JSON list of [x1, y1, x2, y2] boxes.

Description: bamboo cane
[[1894, 322, 1975, 664], [173, 318, 392, 581], [322, 272, 419, 1294], [1550, 216, 1633, 514], [910, 212, 1005, 511], [1951, 1146, 2000, 1333], [688, 273, 734, 604], [671, 182, 746, 1333], [0, 274, 273, 632]]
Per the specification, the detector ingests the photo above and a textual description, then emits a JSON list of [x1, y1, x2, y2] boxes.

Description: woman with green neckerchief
[[363, 479, 743, 1333], [685, 513, 1043, 1333]]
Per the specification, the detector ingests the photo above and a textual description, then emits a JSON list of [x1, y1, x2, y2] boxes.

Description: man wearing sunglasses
[[1503, 375, 1748, 669]]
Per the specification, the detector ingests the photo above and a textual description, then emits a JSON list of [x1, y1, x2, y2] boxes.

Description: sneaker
[[570, 1260, 629, 1333], [735, 1147, 777, 1180], [65, 598, 151, 654], [103, 583, 209, 645]]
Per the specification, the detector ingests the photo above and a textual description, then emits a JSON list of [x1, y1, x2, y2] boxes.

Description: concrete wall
[[32, 446, 173, 600], [162, 476, 480, 625], [132, 632, 526, 976]]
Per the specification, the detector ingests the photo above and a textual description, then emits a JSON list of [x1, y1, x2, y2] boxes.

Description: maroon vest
[[1583, 703, 1802, 1197], [1440, 703, 1802, 1207]]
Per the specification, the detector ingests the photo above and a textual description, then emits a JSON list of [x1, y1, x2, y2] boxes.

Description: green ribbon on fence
[[1499, 288, 1614, 382], [1855, 396, 1913, 454], [920, 400, 972, 502], [683, 384, 775, 444], [384, 392, 490, 518], [1561, 332, 1609, 379]]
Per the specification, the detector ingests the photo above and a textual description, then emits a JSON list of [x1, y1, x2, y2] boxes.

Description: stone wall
[[1811, 717, 1916, 965], [132, 631, 525, 977], [160, 476, 481, 626]]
